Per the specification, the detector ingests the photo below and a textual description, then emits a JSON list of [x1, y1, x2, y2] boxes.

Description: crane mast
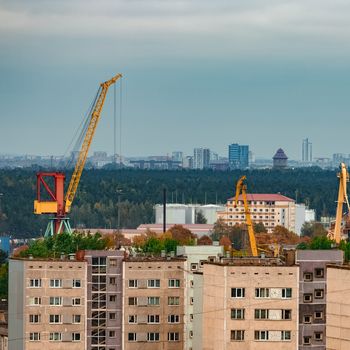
[[329, 162, 350, 243], [234, 176, 258, 257], [34, 73, 122, 235]]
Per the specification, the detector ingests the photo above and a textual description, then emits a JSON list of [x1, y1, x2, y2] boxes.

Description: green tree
[[195, 210, 207, 224], [0, 249, 7, 265], [0, 263, 8, 299], [254, 222, 267, 233], [301, 222, 327, 237]]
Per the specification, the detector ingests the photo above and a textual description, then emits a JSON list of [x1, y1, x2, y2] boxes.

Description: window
[[314, 311, 324, 320], [128, 333, 137, 342], [109, 277, 116, 285], [189, 330, 193, 338], [231, 288, 245, 298], [29, 314, 41, 323], [303, 336, 311, 345], [73, 315, 81, 324], [29, 279, 41, 288], [168, 332, 180, 341], [231, 330, 245, 341], [168, 314, 180, 323], [29, 297, 41, 305], [128, 315, 137, 323], [281, 331, 291, 341], [73, 279, 81, 288], [49, 297, 62, 306], [49, 332, 62, 341], [148, 297, 160, 306], [168, 279, 180, 288], [148, 315, 160, 323], [147, 332, 160, 341], [190, 297, 194, 305], [29, 332, 40, 341], [314, 289, 324, 299], [129, 280, 138, 288], [50, 279, 62, 288], [109, 259, 118, 266], [191, 263, 198, 271], [109, 313, 116, 320], [72, 298, 81, 306], [282, 288, 292, 299], [255, 331, 269, 341], [49, 314, 62, 324], [315, 268, 324, 278], [304, 272, 313, 281], [168, 296, 180, 306], [255, 309, 269, 319], [231, 309, 245, 320], [109, 295, 116, 302], [72, 333, 81, 341], [255, 288, 269, 298], [148, 279, 160, 288], [109, 331, 116, 337], [282, 309, 292, 320], [128, 297, 137, 306], [303, 314, 312, 323], [303, 293, 313, 303], [314, 332, 323, 341]]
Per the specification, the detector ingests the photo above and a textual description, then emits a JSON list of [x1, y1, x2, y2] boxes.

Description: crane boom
[[65, 73, 122, 213], [234, 176, 258, 257]]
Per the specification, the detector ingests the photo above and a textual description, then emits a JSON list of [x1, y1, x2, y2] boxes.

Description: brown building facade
[[123, 257, 186, 350], [9, 257, 87, 350], [196, 258, 299, 350]]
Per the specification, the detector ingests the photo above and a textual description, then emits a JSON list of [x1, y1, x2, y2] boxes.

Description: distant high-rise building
[[193, 148, 210, 169], [172, 151, 183, 163], [302, 138, 312, 163], [273, 148, 288, 169], [228, 143, 249, 169]]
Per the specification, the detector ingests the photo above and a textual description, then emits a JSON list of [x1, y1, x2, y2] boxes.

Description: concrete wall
[[8, 260, 24, 350], [123, 258, 186, 350], [201, 263, 299, 350], [327, 266, 350, 350], [296, 250, 343, 350]]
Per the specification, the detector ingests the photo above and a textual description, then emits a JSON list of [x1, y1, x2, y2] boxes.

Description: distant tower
[[273, 148, 288, 169], [302, 138, 312, 163]]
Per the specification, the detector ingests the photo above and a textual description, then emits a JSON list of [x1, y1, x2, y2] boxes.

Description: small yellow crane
[[233, 176, 258, 257], [328, 162, 350, 243]]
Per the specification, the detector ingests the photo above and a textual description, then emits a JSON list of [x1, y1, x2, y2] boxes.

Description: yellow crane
[[328, 162, 350, 243], [34, 73, 122, 235], [233, 176, 258, 257]]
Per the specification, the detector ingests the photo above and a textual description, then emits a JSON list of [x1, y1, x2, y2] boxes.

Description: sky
[[1, 0, 350, 160]]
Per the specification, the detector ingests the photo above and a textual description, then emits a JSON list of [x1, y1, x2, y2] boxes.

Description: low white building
[[295, 204, 316, 235], [154, 203, 225, 225]]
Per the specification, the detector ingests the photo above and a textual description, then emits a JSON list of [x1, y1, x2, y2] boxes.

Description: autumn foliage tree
[[197, 235, 213, 245]]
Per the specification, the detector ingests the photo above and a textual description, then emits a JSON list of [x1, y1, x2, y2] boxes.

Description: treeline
[[0, 167, 340, 237]]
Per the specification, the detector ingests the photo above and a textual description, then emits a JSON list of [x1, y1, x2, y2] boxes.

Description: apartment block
[[194, 258, 299, 350], [84, 250, 124, 350], [296, 250, 343, 350], [123, 257, 186, 350], [217, 194, 296, 233], [9, 257, 87, 350], [176, 245, 224, 350], [326, 265, 350, 350]]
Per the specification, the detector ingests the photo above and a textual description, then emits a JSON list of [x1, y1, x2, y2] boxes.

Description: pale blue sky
[[1, 0, 350, 159]]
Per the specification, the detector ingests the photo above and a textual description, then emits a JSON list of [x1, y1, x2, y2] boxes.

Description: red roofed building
[[217, 193, 296, 233]]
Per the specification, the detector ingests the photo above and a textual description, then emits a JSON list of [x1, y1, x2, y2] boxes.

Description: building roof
[[273, 148, 288, 160], [228, 194, 294, 202], [137, 224, 213, 231]]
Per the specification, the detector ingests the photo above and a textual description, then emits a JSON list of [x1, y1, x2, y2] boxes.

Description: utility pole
[[116, 189, 122, 230], [163, 188, 167, 233]]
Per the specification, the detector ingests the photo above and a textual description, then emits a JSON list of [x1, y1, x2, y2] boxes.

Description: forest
[[0, 167, 340, 238]]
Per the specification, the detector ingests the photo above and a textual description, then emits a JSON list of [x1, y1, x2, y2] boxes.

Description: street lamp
[[116, 189, 123, 231]]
